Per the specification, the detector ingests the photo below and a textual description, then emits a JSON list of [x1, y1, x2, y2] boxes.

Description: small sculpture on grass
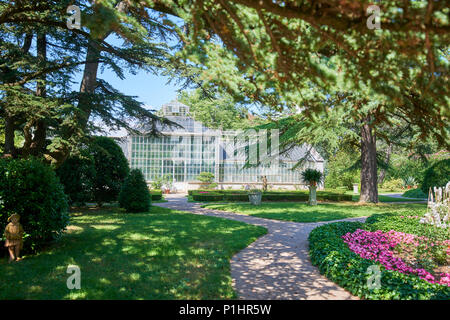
[[301, 168, 323, 206], [4, 213, 24, 263]]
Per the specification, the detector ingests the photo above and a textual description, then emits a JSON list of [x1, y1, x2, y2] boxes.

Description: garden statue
[[261, 175, 268, 192], [4, 213, 24, 263]]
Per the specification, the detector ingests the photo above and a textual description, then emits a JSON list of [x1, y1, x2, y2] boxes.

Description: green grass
[[0, 206, 266, 299], [201, 202, 427, 223]]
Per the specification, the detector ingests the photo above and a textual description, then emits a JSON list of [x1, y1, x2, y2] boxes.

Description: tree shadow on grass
[[0, 206, 266, 300]]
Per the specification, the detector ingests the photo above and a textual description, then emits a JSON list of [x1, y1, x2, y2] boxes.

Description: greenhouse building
[[117, 100, 324, 192]]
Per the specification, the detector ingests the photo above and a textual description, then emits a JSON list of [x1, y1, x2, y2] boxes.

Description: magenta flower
[[342, 229, 450, 286]]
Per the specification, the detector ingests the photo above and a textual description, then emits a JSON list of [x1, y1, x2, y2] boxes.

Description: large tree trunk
[[359, 116, 378, 203], [45, 1, 129, 167], [3, 115, 16, 157], [377, 142, 392, 185], [31, 33, 48, 156]]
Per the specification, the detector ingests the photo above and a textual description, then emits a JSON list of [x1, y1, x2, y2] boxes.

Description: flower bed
[[342, 229, 450, 286], [309, 217, 450, 299]]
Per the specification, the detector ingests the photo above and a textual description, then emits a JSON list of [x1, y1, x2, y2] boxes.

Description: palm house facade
[[118, 101, 324, 192]]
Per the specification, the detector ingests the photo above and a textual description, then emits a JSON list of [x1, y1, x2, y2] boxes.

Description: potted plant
[[248, 188, 262, 205], [162, 173, 173, 194], [301, 168, 323, 205]]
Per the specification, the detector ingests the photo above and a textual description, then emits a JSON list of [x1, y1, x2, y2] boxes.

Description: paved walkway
[[155, 194, 367, 300]]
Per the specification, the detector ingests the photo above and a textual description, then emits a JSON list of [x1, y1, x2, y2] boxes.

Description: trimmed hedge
[[189, 190, 353, 202], [309, 221, 450, 300], [192, 192, 224, 201], [150, 190, 163, 201]]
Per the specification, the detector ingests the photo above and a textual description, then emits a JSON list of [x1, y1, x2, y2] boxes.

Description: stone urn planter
[[308, 185, 317, 206], [248, 190, 262, 205]]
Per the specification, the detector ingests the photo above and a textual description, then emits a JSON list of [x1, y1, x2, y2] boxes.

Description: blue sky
[[96, 67, 182, 111], [72, 34, 185, 112]]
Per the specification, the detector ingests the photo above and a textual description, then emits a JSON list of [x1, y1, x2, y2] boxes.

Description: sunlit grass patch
[[202, 202, 427, 223], [0, 205, 266, 299]]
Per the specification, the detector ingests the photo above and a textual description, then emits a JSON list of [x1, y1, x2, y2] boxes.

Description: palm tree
[[301, 168, 323, 205]]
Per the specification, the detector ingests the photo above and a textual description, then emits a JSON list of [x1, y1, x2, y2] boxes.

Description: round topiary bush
[[118, 169, 151, 213], [421, 159, 450, 194], [0, 158, 69, 253]]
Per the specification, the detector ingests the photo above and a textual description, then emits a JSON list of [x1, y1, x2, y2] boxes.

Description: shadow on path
[[155, 194, 367, 300]]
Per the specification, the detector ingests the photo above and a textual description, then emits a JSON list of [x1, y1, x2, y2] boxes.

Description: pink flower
[[342, 229, 450, 286]]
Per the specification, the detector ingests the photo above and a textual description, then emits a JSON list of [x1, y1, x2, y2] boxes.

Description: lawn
[[0, 206, 266, 299], [201, 202, 428, 223]]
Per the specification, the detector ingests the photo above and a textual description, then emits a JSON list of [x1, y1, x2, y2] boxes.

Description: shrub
[[0, 158, 69, 253], [382, 178, 404, 191], [55, 154, 96, 205], [309, 221, 449, 300], [151, 177, 163, 190], [150, 190, 163, 201], [90, 137, 129, 205], [56, 136, 129, 206], [197, 172, 216, 189], [191, 192, 224, 201], [402, 188, 427, 199], [119, 169, 151, 213], [421, 158, 450, 194]]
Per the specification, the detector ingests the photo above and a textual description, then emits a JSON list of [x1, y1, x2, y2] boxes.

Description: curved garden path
[[155, 194, 367, 300]]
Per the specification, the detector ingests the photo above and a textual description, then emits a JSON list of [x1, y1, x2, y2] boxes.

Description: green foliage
[[421, 159, 450, 193], [191, 192, 224, 202], [365, 213, 448, 240], [0, 158, 69, 253], [402, 188, 427, 199], [177, 89, 252, 130], [118, 169, 151, 213], [325, 149, 360, 189], [196, 172, 216, 189], [301, 168, 323, 187], [197, 172, 215, 183], [151, 177, 164, 190], [382, 178, 404, 191], [90, 137, 129, 205], [55, 155, 96, 205], [56, 137, 129, 206], [387, 155, 429, 187], [150, 190, 163, 201], [309, 222, 449, 300]]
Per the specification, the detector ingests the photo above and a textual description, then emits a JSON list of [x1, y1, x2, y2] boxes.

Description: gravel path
[[155, 194, 367, 300]]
